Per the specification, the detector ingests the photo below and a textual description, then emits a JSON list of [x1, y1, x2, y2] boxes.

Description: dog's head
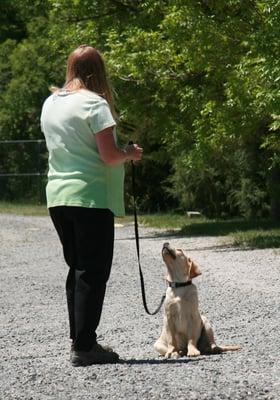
[[162, 242, 201, 282]]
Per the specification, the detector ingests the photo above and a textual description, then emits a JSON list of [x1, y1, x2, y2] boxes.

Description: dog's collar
[[167, 280, 192, 288]]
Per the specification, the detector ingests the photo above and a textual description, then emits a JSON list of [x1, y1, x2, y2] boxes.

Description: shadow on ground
[[119, 358, 199, 365]]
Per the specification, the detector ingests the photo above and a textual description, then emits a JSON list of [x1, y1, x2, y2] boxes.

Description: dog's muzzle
[[162, 242, 176, 259]]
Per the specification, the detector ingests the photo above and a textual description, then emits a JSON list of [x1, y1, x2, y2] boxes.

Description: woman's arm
[[95, 127, 143, 165]]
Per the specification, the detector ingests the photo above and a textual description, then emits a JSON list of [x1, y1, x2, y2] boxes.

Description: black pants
[[49, 206, 114, 351]]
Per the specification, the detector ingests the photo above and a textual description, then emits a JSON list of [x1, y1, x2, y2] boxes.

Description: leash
[[129, 143, 166, 315]]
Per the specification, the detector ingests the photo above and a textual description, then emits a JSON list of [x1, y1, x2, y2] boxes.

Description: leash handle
[[129, 142, 165, 315]]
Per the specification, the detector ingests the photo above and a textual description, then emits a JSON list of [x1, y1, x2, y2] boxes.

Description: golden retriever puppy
[[154, 242, 241, 358]]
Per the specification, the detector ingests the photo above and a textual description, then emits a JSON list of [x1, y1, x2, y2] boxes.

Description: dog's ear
[[189, 259, 202, 279]]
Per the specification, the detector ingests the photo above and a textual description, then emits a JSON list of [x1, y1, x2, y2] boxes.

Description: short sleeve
[[88, 98, 116, 134]]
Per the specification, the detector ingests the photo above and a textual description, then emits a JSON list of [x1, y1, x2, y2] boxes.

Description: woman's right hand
[[125, 143, 143, 162], [96, 128, 143, 165]]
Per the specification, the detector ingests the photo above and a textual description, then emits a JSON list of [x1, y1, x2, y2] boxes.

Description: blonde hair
[[52, 45, 116, 117]]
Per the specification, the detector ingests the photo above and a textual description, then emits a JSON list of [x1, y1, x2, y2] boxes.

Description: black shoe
[[70, 343, 119, 366]]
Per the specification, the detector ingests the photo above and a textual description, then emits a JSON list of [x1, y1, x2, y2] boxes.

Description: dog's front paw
[[165, 345, 180, 359], [187, 347, 201, 357], [165, 351, 172, 359], [165, 350, 180, 359]]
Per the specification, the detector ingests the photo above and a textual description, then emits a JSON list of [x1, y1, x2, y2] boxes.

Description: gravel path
[[0, 214, 279, 400]]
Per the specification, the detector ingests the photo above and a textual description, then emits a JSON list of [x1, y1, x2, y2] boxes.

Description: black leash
[[129, 146, 166, 315]]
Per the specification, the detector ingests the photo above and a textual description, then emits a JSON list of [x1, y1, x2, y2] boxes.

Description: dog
[[154, 242, 241, 358]]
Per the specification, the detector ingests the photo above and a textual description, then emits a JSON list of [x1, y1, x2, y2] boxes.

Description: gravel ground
[[0, 214, 279, 400]]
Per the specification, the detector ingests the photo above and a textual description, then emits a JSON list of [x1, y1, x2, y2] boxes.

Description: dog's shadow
[[119, 357, 200, 365], [119, 353, 227, 365]]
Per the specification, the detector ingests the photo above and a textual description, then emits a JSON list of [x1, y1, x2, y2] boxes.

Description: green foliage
[[0, 0, 279, 215]]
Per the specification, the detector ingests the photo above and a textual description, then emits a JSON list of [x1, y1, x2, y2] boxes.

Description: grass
[[137, 213, 194, 229], [136, 214, 280, 249], [0, 201, 48, 216], [231, 229, 280, 249], [180, 218, 280, 249], [1, 203, 279, 249]]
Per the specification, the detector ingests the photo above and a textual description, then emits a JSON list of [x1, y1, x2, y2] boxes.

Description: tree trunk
[[268, 166, 280, 219]]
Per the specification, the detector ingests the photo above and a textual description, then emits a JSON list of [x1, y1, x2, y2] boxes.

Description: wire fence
[[0, 139, 47, 203]]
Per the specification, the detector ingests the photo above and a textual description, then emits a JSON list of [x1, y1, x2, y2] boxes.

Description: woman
[[40, 45, 143, 366]]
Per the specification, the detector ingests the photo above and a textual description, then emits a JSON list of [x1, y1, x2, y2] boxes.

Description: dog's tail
[[212, 344, 242, 353]]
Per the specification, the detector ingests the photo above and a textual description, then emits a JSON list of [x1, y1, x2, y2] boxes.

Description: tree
[[0, 0, 279, 216]]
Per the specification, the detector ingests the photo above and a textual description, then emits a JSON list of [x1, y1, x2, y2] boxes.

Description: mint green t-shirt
[[40, 89, 125, 216]]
